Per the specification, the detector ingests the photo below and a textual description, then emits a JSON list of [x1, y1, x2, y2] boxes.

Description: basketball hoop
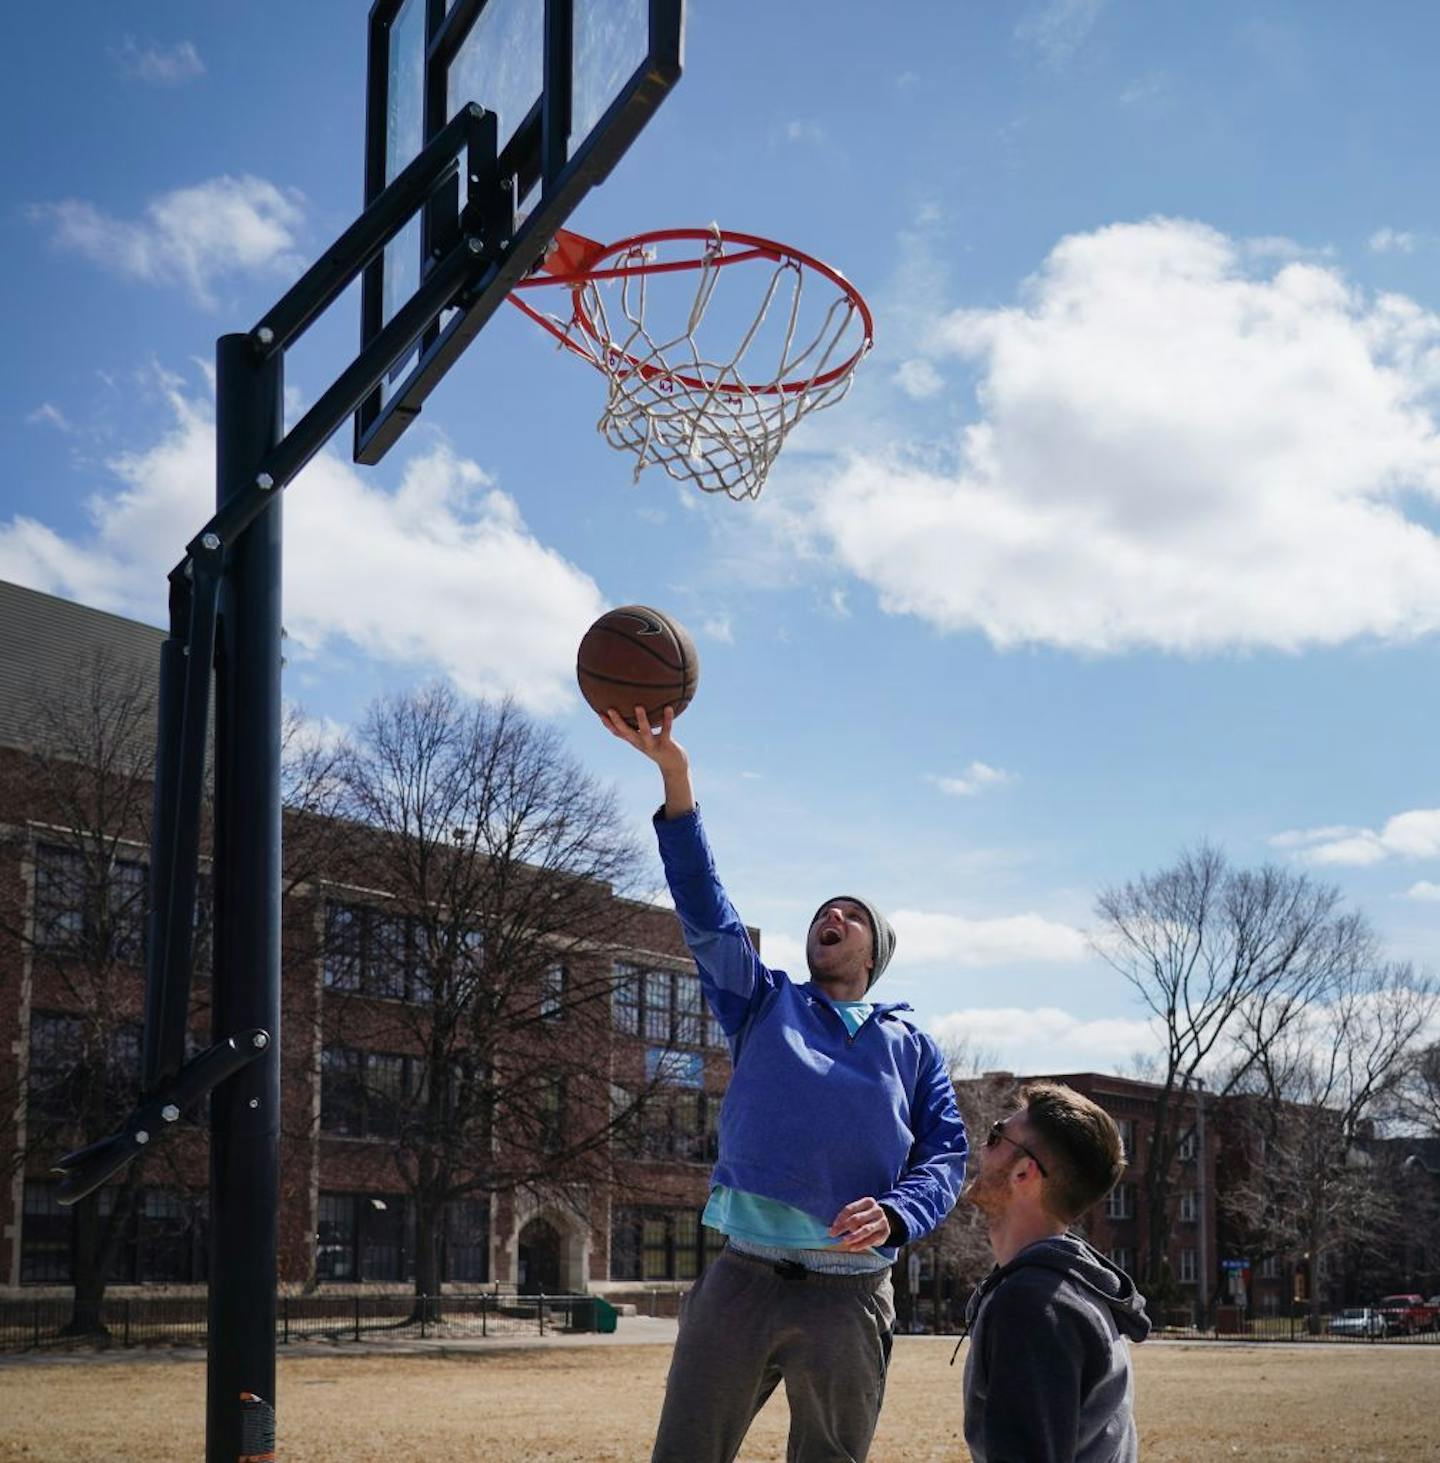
[[510, 226, 874, 501]]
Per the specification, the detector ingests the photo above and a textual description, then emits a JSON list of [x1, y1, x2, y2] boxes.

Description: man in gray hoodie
[[961, 1081, 1150, 1463]]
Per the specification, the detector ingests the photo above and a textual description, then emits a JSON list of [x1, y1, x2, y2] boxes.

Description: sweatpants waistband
[[718, 1243, 894, 1292]]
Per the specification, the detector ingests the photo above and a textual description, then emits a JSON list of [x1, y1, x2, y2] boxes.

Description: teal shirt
[[704, 1002, 874, 1247]]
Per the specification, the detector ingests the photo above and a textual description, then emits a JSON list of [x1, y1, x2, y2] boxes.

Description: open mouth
[[819, 927, 842, 947]]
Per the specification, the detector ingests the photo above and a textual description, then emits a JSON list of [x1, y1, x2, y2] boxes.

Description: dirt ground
[[0, 1337, 1435, 1461]]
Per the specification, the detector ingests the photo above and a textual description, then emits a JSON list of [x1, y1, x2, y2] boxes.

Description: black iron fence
[[0, 1292, 611, 1353], [1155, 1303, 1440, 1344]]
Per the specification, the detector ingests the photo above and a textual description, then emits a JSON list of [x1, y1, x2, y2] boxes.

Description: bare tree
[[908, 1040, 1012, 1332], [319, 683, 655, 1300], [1395, 1042, 1440, 1139], [0, 649, 167, 1334], [1093, 844, 1371, 1304], [1224, 961, 1436, 1329]]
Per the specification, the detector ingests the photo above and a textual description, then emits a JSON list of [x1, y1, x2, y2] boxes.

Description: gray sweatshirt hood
[[968, 1233, 1151, 1343]]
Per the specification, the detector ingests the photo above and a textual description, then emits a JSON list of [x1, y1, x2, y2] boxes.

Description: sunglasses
[[986, 1120, 1049, 1178]]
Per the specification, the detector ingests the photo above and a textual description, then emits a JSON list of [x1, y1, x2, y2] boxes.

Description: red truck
[[1375, 1294, 1440, 1334]]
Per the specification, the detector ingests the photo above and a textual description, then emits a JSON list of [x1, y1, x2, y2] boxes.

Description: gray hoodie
[[961, 1233, 1151, 1463]]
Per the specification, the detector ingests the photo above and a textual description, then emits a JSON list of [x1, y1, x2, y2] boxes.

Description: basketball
[[577, 605, 700, 728]]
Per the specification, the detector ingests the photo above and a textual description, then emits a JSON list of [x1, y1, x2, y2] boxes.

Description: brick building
[[0, 579, 737, 1300], [959, 1070, 1223, 1321]]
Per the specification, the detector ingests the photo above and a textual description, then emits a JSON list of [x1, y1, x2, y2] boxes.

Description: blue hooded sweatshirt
[[655, 807, 968, 1253]]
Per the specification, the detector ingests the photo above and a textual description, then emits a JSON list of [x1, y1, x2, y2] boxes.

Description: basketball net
[[512, 226, 873, 502]]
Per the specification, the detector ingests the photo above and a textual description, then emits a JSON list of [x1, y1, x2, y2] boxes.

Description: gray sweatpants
[[651, 1246, 896, 1463]]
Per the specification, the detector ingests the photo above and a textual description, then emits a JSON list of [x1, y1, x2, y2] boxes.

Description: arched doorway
[[517, 1218, 562, 1294]]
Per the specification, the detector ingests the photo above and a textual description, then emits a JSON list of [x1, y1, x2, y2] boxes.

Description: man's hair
[[1019, 1081, 1126, 1223]]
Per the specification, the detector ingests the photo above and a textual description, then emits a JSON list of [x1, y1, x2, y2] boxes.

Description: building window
[[445, 1198, 490, 1284], [1177, 1129, 1197, 1162], [540, 964, 567, 1021], [638, 1086, 717, 1163], [1179, 1189, 1198, 1223], [675, 974, 703, 1045], [33, 846, 87, 949], [538, 1077, 566, 1153], [613, 964, 640, 1035], [1105, 1184, 1134, 1221], [20, 1182, 72, 1284], [1260, 1255, 1281, 1281], [323, 901, 437, 1001], [614, 963, 719, 1049], [316, 1193, 410, 1283], [611, 1206, 714, 1282], [1179, 1247, 1198, 1284], [28, 1013, 141, 1127], [320, 1046, 414, 1140], [33, 844, 147, 963], [1107, 1247, 1132, 1273], [137, 1190, 208, 1284], [1117, 1118, 1136, 1162], [21, 1181, 206, 1285]]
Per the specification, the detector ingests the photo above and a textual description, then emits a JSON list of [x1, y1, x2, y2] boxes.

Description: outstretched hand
[[602, 706, 688, 774], [603, 706, 695, 818]]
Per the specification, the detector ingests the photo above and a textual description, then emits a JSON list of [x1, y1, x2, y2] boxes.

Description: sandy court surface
[[0, 1336, 1435, 1461]]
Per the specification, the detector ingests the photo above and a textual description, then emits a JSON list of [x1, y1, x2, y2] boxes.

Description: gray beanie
[[811, 895, 897, 989]]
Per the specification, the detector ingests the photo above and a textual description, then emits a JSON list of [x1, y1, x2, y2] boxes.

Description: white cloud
[[701, 615, 734, 644], [30, 176, 305, 309], [808, 217, 1440, 654], [932, 1005, 1157, 1076], [895, 359, 945, 400], [0, 377, 605, 715], [892, 909, 1087, 967], [1403, 881, 1440, 902], [1118, 71, 1169, 107], [785, 120, 826, 145], [1369, 228, 1417, 255], [927, 762, 1016, 798], [112, 38, 205, 85], [1272, 809, 1440, 867], [26, 403, 73, 433], [1015, 0, 1108, 68]]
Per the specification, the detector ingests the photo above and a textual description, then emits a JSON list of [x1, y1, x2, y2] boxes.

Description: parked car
[[1328, 1307, 1388, 1337], [1376, 1294, 1440, 1334]]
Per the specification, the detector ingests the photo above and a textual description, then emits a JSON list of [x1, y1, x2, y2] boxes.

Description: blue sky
[[5, 0, 1440, 1074]]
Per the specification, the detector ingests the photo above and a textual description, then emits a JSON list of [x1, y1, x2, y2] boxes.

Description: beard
[[963, 1165, 1007, 1221]]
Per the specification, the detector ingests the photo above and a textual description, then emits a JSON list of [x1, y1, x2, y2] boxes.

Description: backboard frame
[[355, 0, 684, 466]]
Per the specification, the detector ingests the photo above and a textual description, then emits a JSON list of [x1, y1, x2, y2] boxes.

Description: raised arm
[[603, 705, 693, 819], [602, 707, 771, 1032]]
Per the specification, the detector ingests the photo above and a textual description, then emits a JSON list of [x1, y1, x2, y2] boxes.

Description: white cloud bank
[[30, 175, 305, 309], [813, 217, 1440, 654], [1272, 809, 1440, 867], [932, 1005, 1157, 1076], [893, 909, 1087, 967], [0, 377, 605, 715]]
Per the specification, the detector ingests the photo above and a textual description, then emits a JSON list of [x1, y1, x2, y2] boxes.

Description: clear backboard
[[355, 0, 684, 465]]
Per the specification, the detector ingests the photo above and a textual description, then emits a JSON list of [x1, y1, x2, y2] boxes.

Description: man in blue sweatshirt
[[603, 706, 969, 1463]]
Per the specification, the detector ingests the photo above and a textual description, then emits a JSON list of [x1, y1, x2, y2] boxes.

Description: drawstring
[[949, 1284, 981, 1365]]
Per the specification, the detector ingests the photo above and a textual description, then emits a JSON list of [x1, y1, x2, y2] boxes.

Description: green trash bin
[[592, 1297, 619, 1334]]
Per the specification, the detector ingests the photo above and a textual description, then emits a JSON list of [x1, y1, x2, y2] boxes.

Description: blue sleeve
[[878, 1035, 968, 1244], [653, 806, 778, 1039]]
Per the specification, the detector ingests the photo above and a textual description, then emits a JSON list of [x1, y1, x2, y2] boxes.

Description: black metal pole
[[208, 334, 283, 1462]]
